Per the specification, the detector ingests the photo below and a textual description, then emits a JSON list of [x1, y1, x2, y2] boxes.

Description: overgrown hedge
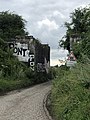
[[51, 59, 90, 120], [0, 62, 55, 94], [0, 38, 55, 94]]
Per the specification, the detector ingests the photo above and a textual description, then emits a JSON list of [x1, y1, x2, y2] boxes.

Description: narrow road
[[0, 82, 51, 120]]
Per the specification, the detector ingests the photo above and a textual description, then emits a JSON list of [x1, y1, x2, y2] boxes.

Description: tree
[[81, 30, 90, 58], [0, 38, 8, 64], [0, 10, 29, 77], [59, 5, 90, 58], [0, 11, 28, 41]]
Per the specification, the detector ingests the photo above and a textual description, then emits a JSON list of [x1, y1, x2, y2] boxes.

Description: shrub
[[47, 67, 56, 79], [51, 59, 90, 120]]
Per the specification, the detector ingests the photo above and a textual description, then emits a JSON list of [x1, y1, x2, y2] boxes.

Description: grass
[[0, 78, 33, 94], [0, 67, 55, 94], [51, 61, 90, 120]]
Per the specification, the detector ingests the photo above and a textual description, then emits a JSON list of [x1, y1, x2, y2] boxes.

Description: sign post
[[66, 51, 77, 67]]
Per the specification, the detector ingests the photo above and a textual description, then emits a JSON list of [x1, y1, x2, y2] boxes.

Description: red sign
[[66, 51, 77, 67], [67, 51, 76, 61]]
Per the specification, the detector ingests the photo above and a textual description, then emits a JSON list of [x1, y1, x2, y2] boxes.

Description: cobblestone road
[[0, 82, 51, 120]]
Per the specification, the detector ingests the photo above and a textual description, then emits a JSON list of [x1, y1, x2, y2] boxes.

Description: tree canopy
[[0, 11, 28, 77], [0, 11, 28, 41], [59, 5, 90, 59]]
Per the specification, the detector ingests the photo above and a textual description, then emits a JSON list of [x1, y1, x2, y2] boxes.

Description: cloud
[[38, 18, 59, 31], [53, 10, 66, 19], [50, 49, 68, 66], [51, 49, 68, 60], [0, 0, 90, 66], [50, 59, 60, 66]]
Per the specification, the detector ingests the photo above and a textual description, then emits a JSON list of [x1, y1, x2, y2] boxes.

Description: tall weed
[[51, 59, 90, 120]]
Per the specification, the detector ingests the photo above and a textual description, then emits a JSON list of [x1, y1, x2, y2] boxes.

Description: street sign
[[66, 51, 77, 67]]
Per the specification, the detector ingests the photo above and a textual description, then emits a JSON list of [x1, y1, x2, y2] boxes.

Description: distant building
[[8, 36, 50, 73]]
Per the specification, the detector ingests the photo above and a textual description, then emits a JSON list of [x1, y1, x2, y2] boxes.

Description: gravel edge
[[43, 90, 53, 120]]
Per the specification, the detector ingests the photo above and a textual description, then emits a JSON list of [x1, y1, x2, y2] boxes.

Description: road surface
[[0, 82, 51, 120]]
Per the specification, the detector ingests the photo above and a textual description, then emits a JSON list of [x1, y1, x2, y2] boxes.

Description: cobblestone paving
[[0, 82, 51, 120]]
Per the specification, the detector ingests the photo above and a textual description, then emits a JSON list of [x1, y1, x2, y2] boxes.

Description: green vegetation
[[0, 43, 52, 94], [51, 5, 90, 120], [0, 37, 52, 94], [59, 5, 90, 59], [0, 11, 28, 41], [0, 11, 52, 94], [51, 59, 90, 120], [0, 38, 32, 93]]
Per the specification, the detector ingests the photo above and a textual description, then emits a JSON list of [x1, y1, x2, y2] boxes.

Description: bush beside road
[[50, 60, 90, 120]]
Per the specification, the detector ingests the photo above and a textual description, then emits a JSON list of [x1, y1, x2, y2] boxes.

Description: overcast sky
[[0, 0, 90, 66]]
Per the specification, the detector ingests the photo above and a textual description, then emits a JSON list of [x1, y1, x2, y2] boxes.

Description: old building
[[8, 36, 50, 73]]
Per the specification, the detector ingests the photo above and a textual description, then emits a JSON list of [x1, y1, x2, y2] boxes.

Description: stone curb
[[43, 90, 53, 120]]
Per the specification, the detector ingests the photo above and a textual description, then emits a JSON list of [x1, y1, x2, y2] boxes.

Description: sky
[[0, 0, 90, 66]]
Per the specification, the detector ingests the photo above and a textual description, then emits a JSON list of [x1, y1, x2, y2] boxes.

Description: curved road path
[[0, 82, 51, 120]]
